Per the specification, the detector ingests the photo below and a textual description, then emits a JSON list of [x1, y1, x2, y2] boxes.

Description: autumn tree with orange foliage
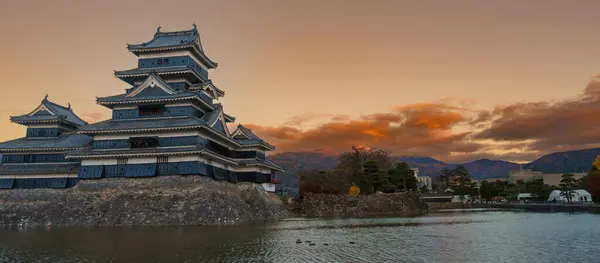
[[579, 154, 600, 203], [299, 146, 400, 197], [348, 185, 360, 196]]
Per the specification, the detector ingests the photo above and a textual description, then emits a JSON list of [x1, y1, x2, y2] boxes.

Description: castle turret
[[0, 96, 92, 189]]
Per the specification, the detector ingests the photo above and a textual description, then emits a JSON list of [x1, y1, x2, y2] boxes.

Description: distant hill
[[270, 152, 339, 191], [524, 148, 600, 174], [269, 148, 600, 189], [461, 159, 520, 180]]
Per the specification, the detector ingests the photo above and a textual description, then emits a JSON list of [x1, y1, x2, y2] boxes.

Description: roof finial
[[193, 23, 197, 30], [44, 94, 48, 101], [68, 102, 72, 110], [157, 25, 161, 33]]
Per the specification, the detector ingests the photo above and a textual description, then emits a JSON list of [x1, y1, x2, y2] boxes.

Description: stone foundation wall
[[301, 192, 427, 217], [0, 176, 290, 228]]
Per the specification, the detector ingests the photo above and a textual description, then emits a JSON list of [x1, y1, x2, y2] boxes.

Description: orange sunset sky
[[1, 0, 600, 163]]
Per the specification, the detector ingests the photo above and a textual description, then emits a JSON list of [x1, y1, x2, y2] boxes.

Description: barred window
[[130, 137, 159, 148], [139, 105, 165, 116], [157, 156, 168, 164], [117, 158, 128, 165]]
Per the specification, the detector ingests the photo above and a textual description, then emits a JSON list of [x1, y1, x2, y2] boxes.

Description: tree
[[559, 173, 577, 203], [501, 183, 519, 201], [392, 162, 417, 191], [526, 178, 553, 201], [587, 176, 600, 203], [479, 180, 491, 203], [362, 160, 379, 194], [439, 168, 452, 189], [337, 146, 394, 190], [453, 165, 470, 179], [593, 154, 600, 171]]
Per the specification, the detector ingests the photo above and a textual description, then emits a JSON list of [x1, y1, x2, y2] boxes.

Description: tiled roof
[[11, 97, 87, 126], [236, 125, 262, 140], [78, 116, 205, 133], [96, 90, 214, 107], [232, 125, 275, 150], [264, 158, 284, 171], [128, 27, 200, 50], [193, 79, 224, 97], [0, 163, 80, 175], [67, 145, 204, 158], [0, 134, 92, 151], [238, 158, 284, 171], [223, 113, 236, 122], [126, 25, 217, 69], [115, 65, 194, 76]]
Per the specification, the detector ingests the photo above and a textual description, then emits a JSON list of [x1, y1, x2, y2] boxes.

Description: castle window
[[139, 105, 165, 116], [157, 59, 162, 65], [130, 137, 159, 148], [163, 59, 169, 64]]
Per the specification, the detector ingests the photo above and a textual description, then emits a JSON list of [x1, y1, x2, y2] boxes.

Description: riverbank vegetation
[[299, 147, 600, 203], [299, 147, 418, 196]]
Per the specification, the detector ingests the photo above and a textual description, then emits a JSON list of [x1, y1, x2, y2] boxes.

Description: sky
[[1, 0, 600, 163]]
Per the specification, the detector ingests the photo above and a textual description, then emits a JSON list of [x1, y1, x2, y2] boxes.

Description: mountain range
[[270, 148, 600, 188]]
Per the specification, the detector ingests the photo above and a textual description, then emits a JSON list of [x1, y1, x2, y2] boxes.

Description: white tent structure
[[548, 190, 593, 203]]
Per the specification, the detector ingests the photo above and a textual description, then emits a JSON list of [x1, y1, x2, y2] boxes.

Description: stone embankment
[[0, 176, 290, 228], [300, 192, 427, 217], [426, 202, 491, 211]]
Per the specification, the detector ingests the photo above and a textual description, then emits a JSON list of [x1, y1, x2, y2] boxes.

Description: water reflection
[[1, 212, 599, 263]]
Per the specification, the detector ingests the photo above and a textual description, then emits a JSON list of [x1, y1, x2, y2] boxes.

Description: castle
[[0, 25, 283, 191]]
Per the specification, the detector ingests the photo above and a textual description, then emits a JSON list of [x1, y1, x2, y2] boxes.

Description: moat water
[[0, 211, 598, 263]]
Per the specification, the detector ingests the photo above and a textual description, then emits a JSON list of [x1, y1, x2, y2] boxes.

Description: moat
[[1, 211, 598, 263]]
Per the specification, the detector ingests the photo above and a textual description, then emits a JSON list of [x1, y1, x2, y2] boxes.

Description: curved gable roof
[[126, 25, 217, 69], [10, 96, 87, 126]]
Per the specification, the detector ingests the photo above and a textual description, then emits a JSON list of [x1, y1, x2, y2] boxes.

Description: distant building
[[417, 176, 432, 191], [508, 165, 542, 183], [508, 165, 585, 186], [548, 190, 593, 203], [410, 168, 419, 178], [517, 193, 533, 203], [485, 177, 508, 183], [540, 173, 586, 186]]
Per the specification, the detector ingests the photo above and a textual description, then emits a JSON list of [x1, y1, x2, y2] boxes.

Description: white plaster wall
[[262, 183, 276, 192]]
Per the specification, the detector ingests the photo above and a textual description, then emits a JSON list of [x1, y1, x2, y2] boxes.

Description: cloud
[[474, 76, 600, 153], [281, 112, 333, 127], [80, 112, 106, 123], [246, 100, 483, 162], [246, 75, 600, 163]]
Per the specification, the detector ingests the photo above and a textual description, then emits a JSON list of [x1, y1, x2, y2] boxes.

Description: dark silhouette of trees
[[300, 146, 421, 196]]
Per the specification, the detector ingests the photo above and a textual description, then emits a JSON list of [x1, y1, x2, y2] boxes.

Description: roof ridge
[[111, 115, 191, 122], [155, 29, 196, 37], [128, 25, 198, 48]]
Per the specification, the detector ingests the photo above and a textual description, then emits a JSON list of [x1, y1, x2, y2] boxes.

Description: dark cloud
[[247, 102, 482, 162], [474, 78, 600, 152], [247, 77, 600, 163]]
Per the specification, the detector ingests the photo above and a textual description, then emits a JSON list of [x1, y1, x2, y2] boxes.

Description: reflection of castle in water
[[0, 26, 283, 190]]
